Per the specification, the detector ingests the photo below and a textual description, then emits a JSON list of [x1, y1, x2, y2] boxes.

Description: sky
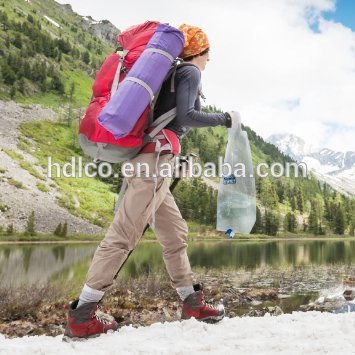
[[56, 0, 355, 153]]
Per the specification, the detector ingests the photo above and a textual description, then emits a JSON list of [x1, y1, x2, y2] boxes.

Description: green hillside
[[0, 0, 116, 107], [0, 0, 353, 238]]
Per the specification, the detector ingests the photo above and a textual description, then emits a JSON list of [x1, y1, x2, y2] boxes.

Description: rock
[[247, 288, 279, 300], [343, 277, 355, 286], [80, 17, 120, 46], [162, 307, 171, 320], [273, 306, 284, 316], [245, 309, 264, 317], [300, 299, 345, 312], [212, 293, 221, 301], [251, 300, 262, 306], [278, 294, 290, 299], [343, 289, 355, 301]]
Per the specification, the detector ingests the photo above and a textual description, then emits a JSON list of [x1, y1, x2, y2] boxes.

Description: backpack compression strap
[[110, 50, 129, 97]]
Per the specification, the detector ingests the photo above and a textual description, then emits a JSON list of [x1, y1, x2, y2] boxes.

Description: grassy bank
[[0, 229, 353, 243], [0, 221, 222, 242], [19, 120, 117, 228]]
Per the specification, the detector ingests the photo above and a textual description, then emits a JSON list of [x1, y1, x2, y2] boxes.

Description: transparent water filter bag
[[216, 113, 256, 235]]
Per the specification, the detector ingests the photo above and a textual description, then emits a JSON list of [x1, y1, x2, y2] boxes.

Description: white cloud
[[57, 0, 355, 152]]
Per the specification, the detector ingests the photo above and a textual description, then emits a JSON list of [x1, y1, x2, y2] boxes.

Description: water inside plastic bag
[[216, 113, 256, 235]]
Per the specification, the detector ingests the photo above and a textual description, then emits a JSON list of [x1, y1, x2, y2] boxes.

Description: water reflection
[[0, 244, 97, 286], [0, 240, 354, 289]]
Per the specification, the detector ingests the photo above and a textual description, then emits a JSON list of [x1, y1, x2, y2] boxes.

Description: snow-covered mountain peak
[[267, 133, 355, 195]]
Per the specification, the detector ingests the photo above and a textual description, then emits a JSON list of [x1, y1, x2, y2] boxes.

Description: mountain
[[265, 133, 310, 161], [267, 133, 355, 195], [80, 16, 120, 45]]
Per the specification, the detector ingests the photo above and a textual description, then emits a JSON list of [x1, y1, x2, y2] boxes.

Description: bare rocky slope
[[0, 100, 102, 235]]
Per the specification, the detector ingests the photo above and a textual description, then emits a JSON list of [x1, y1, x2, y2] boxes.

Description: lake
[[1, 239, 355, 313]]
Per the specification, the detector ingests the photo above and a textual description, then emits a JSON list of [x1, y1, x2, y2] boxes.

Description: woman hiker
[[64, 24, 237, 339]]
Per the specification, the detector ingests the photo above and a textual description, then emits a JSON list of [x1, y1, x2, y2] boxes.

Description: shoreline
[[1, 236, 355, 245]]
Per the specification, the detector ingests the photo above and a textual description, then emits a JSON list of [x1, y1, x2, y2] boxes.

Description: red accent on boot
[[181, 285, 225, 323], [64, 300, 118, 339]]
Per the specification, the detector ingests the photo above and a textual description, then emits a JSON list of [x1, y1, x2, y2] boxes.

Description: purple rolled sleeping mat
[[98, 24, 185, 138]]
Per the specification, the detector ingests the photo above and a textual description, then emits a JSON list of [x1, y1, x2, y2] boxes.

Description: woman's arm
[[175, 66, 229, 128]]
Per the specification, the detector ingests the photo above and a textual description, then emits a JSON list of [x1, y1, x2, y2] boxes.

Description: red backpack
[[78, 21, 180, 163]]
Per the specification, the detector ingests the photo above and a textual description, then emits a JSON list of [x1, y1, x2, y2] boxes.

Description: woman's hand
[[225, 111, 241, 129]]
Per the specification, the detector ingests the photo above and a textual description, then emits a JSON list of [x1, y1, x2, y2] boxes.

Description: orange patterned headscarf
[[178, 24, 210, 59]]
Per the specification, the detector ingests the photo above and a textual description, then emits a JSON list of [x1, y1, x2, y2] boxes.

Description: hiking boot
[[181, 284, 225, 323], [63, 300, 118, 341]]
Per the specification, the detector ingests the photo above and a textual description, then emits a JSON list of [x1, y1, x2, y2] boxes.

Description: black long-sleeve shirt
[[153, 64, 228, 138]]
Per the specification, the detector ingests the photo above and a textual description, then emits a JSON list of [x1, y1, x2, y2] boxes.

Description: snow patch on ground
[[1, 312, 355, 354], [43, 16, 61, 28], [82, 16, 100, 25]]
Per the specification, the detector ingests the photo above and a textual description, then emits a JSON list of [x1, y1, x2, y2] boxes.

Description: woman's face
[[192, 51, 210, 71]]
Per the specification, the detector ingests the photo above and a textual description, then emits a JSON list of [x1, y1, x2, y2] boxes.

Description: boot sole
[[62, 329, 117, 342], [200, 315, 224, 324], [181, 314, 225, 324]]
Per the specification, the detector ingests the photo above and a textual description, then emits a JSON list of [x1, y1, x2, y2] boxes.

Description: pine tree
[[308, 208, 318, 234], [0, 10, 9, 31], [251, 206, 262, 234], [350, 220, 355, 237], [291, 196, 297, 211], [60, 221, 68, 237], [18, 77, 26, 94], [260, 179, 278, 209], [284, 212, 297, 233], [82, 50, 90, 64], [51, 75, 64, 94], [264, 209, 279, 236], [27, 14, 34, 23], [54, 223, 62, 236], [296, 187, 304, 213], [2, 63, 16, 85], [67, 82, 75, 126], [25, 211, 36, 236], [275, 180, 285, 203], [57, 38, 71, 54], [9, 85, 16, 99], [334, 205, 345, 235], [23, 61, 32, 80], [13, 33, 22, 49], [6, 223, 14, 235], [40, 79, 48, 93]]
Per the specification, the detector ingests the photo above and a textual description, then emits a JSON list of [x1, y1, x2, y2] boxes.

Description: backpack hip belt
[[139, 128, 180, 156]]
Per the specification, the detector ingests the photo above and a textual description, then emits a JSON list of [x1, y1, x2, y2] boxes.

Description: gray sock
[[77, 284, 105, 308], [176, 285, 195, 301]]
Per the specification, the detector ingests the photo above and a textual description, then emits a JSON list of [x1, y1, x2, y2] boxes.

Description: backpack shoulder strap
[[147, 59, 180, 127], [144, 62, 197, 140], [170, 62, 198, 93]]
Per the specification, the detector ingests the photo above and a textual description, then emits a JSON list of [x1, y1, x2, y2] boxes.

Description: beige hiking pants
[[86, 152, 194, 291]]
